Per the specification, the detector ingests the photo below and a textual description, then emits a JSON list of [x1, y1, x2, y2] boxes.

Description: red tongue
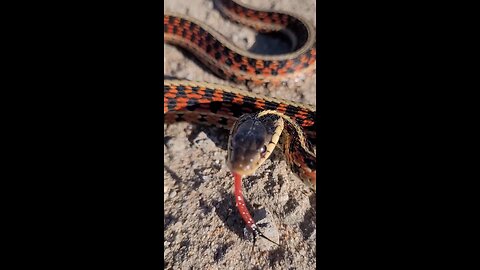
[[233, 172, 255, 228], [232, 172, 279, 246], [233, 172, 242, 196]]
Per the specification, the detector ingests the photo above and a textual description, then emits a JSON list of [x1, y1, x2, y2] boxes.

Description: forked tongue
[[233, 172, 279, 246]]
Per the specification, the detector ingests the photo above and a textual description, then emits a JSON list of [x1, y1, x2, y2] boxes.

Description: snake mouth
[[228, 159, 258, 176], [227, 145, 263, 175]]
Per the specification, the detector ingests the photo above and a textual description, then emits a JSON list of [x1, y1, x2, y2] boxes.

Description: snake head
[[227, 111, 284, 176]]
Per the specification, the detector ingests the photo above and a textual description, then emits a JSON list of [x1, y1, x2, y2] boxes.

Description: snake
[[164, 0, 316, 245]]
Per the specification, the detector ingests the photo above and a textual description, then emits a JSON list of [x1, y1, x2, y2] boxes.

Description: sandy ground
[[164, 1, 317, 269]]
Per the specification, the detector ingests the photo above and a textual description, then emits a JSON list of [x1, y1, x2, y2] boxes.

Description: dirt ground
[[164, 0, 317, 269]]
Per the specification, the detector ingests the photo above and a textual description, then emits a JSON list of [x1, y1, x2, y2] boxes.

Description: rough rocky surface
[[164, 0, 316, 269]]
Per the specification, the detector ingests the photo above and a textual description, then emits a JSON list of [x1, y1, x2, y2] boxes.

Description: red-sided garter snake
[[164, 0, 316, 245]]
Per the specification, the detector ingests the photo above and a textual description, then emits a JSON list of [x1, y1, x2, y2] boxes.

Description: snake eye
[[260, 145, 267, 157]]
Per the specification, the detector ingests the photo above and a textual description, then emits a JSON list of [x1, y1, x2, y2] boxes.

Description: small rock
[[231, 30, 255, 49], [309, 229, 316, 241], [253, 208, 280, 250], [166, 135, 189, 154], [278, 194, 289, 203], [170, 190, 177, 198], [193, 131, 216, 149], [205, 0, 213, 9]]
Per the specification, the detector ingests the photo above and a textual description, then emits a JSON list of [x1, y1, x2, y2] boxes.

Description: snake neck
[[279, 119, 316, 192]]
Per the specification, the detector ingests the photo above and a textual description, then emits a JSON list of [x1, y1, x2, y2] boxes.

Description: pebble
[[309, 229, 316, 241], [232, 30, 255, 49], [166, 135, 189, 154], [279, 194, 289, 203], [193, 131, 216, 149], [170, 190, 177, 198], [253, 208, 280, 250], [205, 0, 213, 9]]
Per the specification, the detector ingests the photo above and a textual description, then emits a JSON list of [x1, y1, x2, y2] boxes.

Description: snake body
[[164, 80, 316, 189], [164, 0, 316, 244], [164, 0, 316, 85]]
